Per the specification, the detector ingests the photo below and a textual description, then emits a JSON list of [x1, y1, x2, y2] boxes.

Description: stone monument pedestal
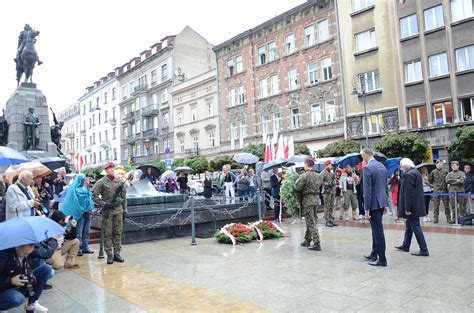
[[5, 85, 57, 158]]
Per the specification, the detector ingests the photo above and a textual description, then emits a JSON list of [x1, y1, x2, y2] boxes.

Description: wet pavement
[[11, 214, 473, 312]]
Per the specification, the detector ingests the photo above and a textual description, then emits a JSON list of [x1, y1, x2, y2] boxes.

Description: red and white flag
[[75, 152, 84, 174], [287, 136, 295, 159], [264, 136, 271, 163], [399, 0, 407, 5]]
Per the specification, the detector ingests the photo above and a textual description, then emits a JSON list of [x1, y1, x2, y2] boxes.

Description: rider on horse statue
[[15, 23, 43, 84], [15, 24, 43, 65]]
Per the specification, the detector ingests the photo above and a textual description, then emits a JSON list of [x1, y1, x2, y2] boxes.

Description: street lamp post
[[351, 74, 369, 148]]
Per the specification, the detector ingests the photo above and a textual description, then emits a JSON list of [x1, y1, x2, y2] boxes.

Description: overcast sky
[[0, 0, 304, 114]]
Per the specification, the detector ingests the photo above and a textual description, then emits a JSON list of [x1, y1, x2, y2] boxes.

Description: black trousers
[[403, 217, 428, 252], [357, 192, 365, 215], [369, 208, 386, 262]]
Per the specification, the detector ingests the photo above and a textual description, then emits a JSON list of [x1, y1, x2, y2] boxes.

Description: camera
[[21, 270, 35, 297]]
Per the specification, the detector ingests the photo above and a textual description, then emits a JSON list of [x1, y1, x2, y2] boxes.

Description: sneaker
[[359, 214, 364, 220], [77, 250, 83, 257], [423, 217, 428, 222], [82, 248, 95, 254], [425, 216, 431, 222], [26, 301, 48, 312]]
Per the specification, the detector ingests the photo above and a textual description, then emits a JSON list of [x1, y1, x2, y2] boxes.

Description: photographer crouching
[[46, 211, 80, 270], [0, 243, 51, 312]]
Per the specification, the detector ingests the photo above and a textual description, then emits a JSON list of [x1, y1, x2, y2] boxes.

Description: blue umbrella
[[233, 152, 259, 164], [0, 146, 29, 166], [335, 153, 362, 168], [0, 217, 65, 250], [262, 158, 287, 171], [384, 157, 402, 178]]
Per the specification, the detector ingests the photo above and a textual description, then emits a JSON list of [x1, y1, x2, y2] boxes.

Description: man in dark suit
[[362, 148, 389, 267], [395, 158, 429, 256]]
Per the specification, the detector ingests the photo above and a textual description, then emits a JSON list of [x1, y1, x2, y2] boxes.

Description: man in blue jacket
[[362, 148, 389, 267]]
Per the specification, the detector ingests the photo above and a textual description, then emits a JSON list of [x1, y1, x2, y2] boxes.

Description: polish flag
[[264, 136, 271, 163], [276, 135, 285, 160], [75, 153, 84, 174], [287, 136, 295, 159], [283, 136, 289, 159]]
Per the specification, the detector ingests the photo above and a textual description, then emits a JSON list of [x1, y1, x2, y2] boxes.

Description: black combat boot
[[114, 254, 125, 262], [107, 255, 114, 265], [300, 240, 310, 247], [308, 243, 321, 251]]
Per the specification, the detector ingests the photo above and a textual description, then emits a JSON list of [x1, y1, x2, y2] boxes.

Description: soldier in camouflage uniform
[[445, 161, 466, 223], [321, 160, 338, 227], [428, 160, 450, 223], [92, 161, 127, 264], [294, 157, 322, 251]]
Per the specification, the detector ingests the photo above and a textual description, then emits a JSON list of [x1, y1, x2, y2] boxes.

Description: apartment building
[[214, 0, 344, 155], [117, 26, 214, 165], [59, 103, 81, 170], [171, 69, 219, 160], [394, 0, 474, 160]]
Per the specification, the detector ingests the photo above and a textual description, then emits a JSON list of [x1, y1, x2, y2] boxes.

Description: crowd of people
[[0, 161, 127, 312]]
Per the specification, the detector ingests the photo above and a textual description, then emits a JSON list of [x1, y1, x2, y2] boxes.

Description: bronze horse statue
[[16, 30, 41, 85]]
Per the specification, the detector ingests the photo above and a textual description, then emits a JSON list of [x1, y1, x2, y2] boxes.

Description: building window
[[113, 148, 117, 160], [408, 106, 427, 129], [459, 97, 474, 121], [98, 113, 101, 125], [208, 133, 215, 148], [177, 112, 183, 125], [311, 103, 321, 125], [455, 45, 474, 72], [113, 127, 117, 139], [92, 133, 96, 145], [308, 63, 319, 85], [364, 114, 384, 135], [112, 88, 116, 100], [424, 5, 444, 31], [268, 42, 277, 62], [143, 118, 148, 131], [239, 121, 247, 139], [104, 92, 108, 104], [262, 114, 271, 136], [237, 86, 245, 104], [160, 88, 168, 103], [259, 78, 268, 98], [151, 70, 157, 84], [285, 34, 295, 55], [193, 137, 199, 152], [304, 25, 315, 47], [451, 0, 473, 22], [404, 60, 423, 83], [191, 108, 197, 122], [104, 110, 108, 123], [287, 68, 298, 90], [180, 139, 185, 153], [361, 70, 381, 92], [291, 108, 301, 129], [355, 29, 377, 53], [162, 113, 169, 128], [353, 0, 373, 12], [270, 75, 279, 95], [230, 122, 238, 149], [433, 101, 453, 125], [325, 100, 336, 123], [400, 14, 419, 39], [321, 57, 332, 81], [228, 88, 236, 107], [163, 138, 170, 150], [138, 75, 147, 88], [161, 64, 168, 80], [429, 53, 449, 77], [207, 102, 213, 117], [105, 130, 108, 141], [318, 19, 329, 42], [226, 55, 243, 77], [258, 46, 266, 65], [273, 112, 281, 133]]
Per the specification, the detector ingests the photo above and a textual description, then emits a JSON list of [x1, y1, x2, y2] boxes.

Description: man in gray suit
[[362, 148, 389, 267]]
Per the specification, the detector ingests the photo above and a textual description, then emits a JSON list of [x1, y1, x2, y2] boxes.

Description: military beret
[[104, 161, 115, 169]]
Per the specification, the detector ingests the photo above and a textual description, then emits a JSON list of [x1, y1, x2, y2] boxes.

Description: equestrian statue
[[15, 24, 43, 85]]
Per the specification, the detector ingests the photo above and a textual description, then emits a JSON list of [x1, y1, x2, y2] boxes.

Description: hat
[[435, 159, 443, 164], [451, 160, 459, 165], [324, 160, 332, 166], [104, 161, 115, 169]]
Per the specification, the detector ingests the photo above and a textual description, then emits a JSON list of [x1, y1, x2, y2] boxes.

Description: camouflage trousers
[[432, 195, 450, 218], [303, 207, 320, 245], [449, 194, 468, 220], [103, 211, 123, 256], [343, 190, 358, 210], [323, 193, 335, 222]]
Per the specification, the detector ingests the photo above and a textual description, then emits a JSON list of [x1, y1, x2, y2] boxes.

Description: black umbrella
[[138, 164, 160, 178], [285, 155, 309, 167], [262, 158, 287, 171], [34, 157, 66, 171], [416, 163, 435, 173], [374, 152, 388, 163]]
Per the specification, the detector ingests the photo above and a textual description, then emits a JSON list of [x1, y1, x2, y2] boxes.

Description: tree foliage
[[171, 159, 186, 169], [208, 155, 242, 172], [374, 132, 429, 164], [447, 125, 474, 162], [242, 143, 265, 160], [294, 143, 310, 156], [81, 165, 104, 178], [280, 172, 300, 217], [319, 139, 361, 157], [145, 160, 166, 176], [186, 156, 209, 174]]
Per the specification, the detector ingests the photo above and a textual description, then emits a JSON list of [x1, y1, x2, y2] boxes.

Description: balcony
[[80, 130, 86, 136], [89, 105, 101, 112], [126, 135, 136, 145], [132, 84, 148, 95], [109, 117, 117, 125], [143, 128, 160, 139], [184, 148, 200, 157], [100, 140, 111, 148], [142, 103, 159, 117], [65, 132, 75, 139], [123, 111, 135, 123]]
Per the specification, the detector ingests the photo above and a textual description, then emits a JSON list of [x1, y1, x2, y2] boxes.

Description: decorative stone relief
[[382, 110, 399, 132], [347, 116, 363, 137]]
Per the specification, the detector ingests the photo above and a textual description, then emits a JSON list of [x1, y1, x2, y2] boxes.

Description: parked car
[[188, 179, 204, 196]]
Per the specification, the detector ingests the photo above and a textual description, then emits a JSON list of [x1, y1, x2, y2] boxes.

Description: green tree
[[374, 132, 429, 164], [447, 125, 474, 162], [186, 156, 209, 174], [242, 143, 265, 160], [280, 172, 300, 217], [171, 159, 186, 169], [145, 160, 166, 176], [319, 139, 361, 158], [208, 155, 242, 172], [81, 165, 104, 178], [294, 143, 310, 156]]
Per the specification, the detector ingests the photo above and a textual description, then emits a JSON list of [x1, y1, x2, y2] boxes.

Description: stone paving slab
[[9, 220, 473, 312]]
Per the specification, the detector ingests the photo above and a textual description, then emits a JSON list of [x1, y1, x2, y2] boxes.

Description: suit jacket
[[5, 182, 35, 220], [363, 159, 389, 211], [397, 168, 426, 219]]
